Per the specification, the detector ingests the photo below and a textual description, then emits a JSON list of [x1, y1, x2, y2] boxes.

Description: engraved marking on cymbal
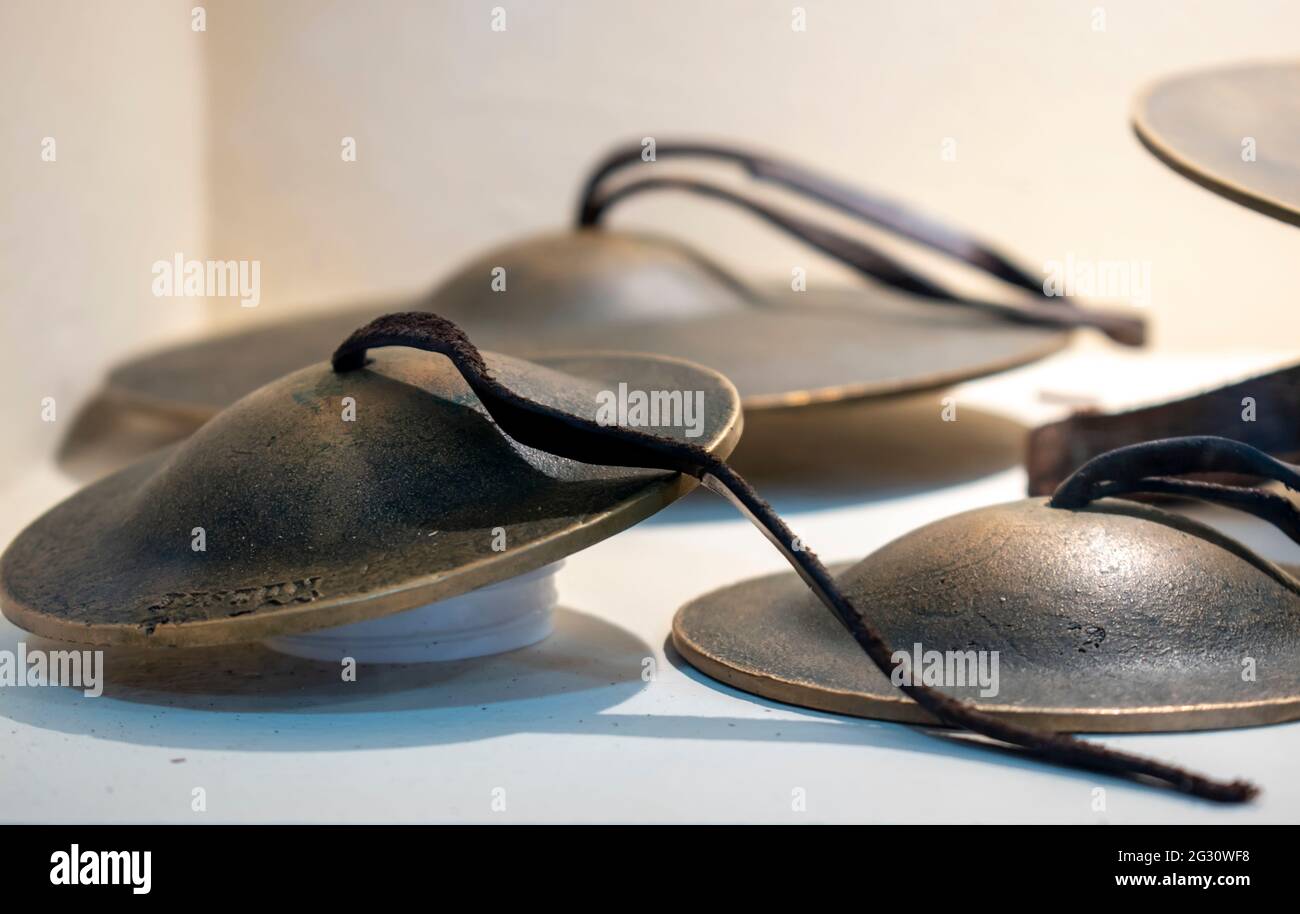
[[143, 576, 325, 629]]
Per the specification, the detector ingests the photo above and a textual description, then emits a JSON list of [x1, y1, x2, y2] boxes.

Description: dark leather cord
[[1051, 436, 1300, 547], [580, 141, 1041, 292], [334, 312, 1255, 803], [585, 176, 1144, 344], [590, 177, 962, 301], [576, 140, 1145, 346]]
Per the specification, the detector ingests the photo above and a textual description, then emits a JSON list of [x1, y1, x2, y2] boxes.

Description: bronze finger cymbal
[[677, 438, 1300, 734], [92, 138, 1147, 462], [4, 347, 741, 647], [104, 231, 1071, 423], [1134, 60, 1300, 226]]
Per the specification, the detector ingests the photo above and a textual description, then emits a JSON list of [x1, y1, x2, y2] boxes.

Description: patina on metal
[[1133, 61, 1300, 227], [677, 437, 1300, 734], [1, 347, 741, 647]]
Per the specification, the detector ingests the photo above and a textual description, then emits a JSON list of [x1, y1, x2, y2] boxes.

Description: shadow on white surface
[[0, 609, 643, 742], [0, 605, 1262, 813], [0, 604, 1104, 779], [660, 634, 1281, 808]]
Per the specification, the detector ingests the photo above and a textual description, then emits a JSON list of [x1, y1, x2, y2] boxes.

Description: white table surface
[[3, 346, 1299, 823]]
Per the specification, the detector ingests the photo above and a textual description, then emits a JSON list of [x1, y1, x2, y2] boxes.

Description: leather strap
[[577, 140, 1145, 345], [1052, 435, 1300, 547], [1028, 363, 1300, 495]]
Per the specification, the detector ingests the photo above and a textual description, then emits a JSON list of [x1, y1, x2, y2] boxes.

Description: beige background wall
[[204, 0, 1299, 345], [4, 0, 1299, 471], [2, 0, 207, 471]]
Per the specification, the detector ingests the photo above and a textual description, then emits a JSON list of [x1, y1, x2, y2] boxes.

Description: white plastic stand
[[263, 561, 561, 663]]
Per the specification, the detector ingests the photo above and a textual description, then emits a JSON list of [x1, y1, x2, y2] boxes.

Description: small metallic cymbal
[[102, 231, 1069, 426], [675, 498, 1300, 733], [1133, 61, 1300, 226], [3, 347, 741, 647], [422, 231, 1074, 410]]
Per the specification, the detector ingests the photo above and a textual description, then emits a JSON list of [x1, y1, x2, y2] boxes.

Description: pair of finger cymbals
[[7, 311, 1298, 767]]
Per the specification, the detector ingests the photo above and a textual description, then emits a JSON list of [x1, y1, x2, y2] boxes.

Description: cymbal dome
[[426, 230, 755, 324], [672, 496, 1300, 732], [125, 349, 630, 561], [839, 498, 1300, 675], [2, 348, 742, 645]]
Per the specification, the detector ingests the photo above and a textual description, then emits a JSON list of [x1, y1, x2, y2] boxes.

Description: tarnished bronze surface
[[3, 348, 741, 647], [102, 231, 1068, 426], [1133, 61, 1300, 226], [675, 498, 1300, 732]]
